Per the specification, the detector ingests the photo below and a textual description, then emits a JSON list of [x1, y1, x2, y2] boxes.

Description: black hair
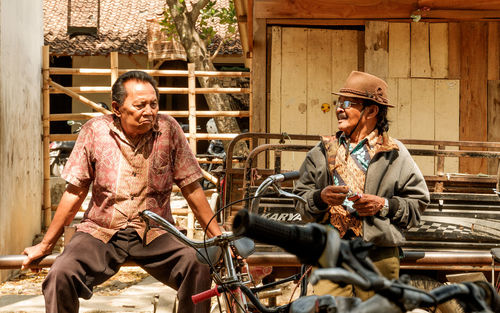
[[111, 71, 159, 106], [363, 99, 389, 133]]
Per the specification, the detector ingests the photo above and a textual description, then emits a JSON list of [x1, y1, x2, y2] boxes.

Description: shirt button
[[133, 172, 137, 177], [131, 196, 135, 200]]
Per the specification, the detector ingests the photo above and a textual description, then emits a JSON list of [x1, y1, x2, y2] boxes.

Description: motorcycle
[[49, 140, 75, 177]]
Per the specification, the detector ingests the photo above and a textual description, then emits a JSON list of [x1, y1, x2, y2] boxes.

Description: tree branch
[[191, 0, 211, 21]]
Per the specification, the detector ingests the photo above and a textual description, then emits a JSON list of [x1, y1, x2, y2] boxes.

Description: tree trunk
[[165, 0, 248, 157]]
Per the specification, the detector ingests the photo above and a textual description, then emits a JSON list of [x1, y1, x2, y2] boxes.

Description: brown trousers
[[312, 246, 400, 301], [42, 228, 211, 313]]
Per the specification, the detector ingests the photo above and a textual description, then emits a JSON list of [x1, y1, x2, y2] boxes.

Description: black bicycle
[[232, 209, 500, 313]]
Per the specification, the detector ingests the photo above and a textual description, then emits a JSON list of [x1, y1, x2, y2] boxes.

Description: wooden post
[[110, 51, 119, 86], [187, 63, 196, 239], [187, 63, 197, 153], [42, 46, 52, 229]]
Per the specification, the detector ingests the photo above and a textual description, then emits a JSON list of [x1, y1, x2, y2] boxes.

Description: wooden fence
[[42, 46, 251, 237]]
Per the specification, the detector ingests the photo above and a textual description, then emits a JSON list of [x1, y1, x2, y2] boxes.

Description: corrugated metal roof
[[44, 0, 242, 57]]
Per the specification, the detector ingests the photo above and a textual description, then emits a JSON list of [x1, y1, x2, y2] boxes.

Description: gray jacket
[[294, 139, 429, 247]]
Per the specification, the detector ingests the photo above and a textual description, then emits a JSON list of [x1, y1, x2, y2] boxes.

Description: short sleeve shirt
[[61, 114, 202, 244]]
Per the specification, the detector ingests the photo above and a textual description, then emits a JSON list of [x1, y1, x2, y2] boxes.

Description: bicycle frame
[[140, 210, 299, 313]]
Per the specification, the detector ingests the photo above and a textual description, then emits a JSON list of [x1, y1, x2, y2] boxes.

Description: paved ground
[[0, 268, 178, 313]]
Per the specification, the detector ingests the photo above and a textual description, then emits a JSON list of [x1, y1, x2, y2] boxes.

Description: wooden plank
[[252, 18, 267, 134], [269, 26, 282, 135], [388, 23, 410, 78], [487, 80, 500, 174], [460, 22, 488, 174], [411, 79, 435, 175], [280, 27, 308, 170], [411, 22, 431, 78], [269, 26, 282, 169], [397, 78, 412, 140], [448, 23, 461, 79], [434, 80, 460, 173], [307, 29, 332, 140], [386, 78, 399, 138], [429, 23, 448, 78], [331, 29, 359, 133], [364, 21, 389, 78], [488, 22, 500, 81]]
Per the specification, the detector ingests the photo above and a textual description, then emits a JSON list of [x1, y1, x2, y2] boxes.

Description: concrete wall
[[0, 0, 44, 281]]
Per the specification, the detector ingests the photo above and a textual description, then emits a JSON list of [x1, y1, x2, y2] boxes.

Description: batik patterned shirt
[[62, 114, 202, 244], [321, 130, 392, 237]]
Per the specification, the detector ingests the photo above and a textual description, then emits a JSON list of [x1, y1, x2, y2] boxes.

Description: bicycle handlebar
[[232, 210, 500, 313], [232, 209, 329, 265], [192, 285, 224, 304], [140, 210, 237, 249]]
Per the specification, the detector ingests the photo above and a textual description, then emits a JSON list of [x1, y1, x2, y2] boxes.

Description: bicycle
[[140, 208, 308, 313], [232, 209, 500, 313]]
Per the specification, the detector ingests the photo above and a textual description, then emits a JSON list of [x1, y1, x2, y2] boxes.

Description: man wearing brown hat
[[294, 71, 429, 299]]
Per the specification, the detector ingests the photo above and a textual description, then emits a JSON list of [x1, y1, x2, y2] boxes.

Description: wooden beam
[[48, 80, 112, 114], [49, 111, 250, 121], [254, 0, 417, 19], [49, 67, 250, 77], [42, 46, 51, 229], [266, 19, 365, 26], [110, 51, 119, 85], [418, 0, 500, 10], [459, 22, 488, 174], [413, 9, 500, 20]]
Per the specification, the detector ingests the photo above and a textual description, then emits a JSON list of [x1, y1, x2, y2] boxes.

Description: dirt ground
[[0, 267, 150, 297]]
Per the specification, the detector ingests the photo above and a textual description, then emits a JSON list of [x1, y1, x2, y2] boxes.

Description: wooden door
[[269, 26, 361, 170]]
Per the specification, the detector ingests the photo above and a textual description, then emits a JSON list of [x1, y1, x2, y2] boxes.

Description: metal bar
[[400, 139, 500, 148], [409, 149, 500, 158]]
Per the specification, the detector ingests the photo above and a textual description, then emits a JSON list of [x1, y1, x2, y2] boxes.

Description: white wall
[[0, 0, 44, 282]]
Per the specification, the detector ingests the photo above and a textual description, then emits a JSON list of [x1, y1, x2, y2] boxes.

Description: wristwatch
[[379, 198, 389, 217]]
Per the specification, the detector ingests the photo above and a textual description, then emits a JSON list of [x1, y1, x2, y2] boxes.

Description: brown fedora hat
[[332, 71, 393, 107]]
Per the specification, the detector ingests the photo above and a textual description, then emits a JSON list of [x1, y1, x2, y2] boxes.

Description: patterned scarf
[[321, 130, 398, 238]]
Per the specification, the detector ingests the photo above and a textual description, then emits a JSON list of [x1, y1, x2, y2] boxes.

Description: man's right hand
[[320, 185, 349, 206], [21, 242, 52, 270]]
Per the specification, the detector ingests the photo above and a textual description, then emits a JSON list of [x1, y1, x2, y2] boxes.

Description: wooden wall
[[264, 21, 500, 175], [269, 27, 362, 170]]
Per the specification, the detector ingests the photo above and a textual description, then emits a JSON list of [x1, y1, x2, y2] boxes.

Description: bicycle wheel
[[407, 275, 465, 313]]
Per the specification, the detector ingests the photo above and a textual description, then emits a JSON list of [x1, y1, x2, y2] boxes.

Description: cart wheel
[[407, 275, 465, 313]]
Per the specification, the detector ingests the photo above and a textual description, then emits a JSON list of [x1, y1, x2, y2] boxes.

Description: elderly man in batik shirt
[[23, 71, 220, 313]]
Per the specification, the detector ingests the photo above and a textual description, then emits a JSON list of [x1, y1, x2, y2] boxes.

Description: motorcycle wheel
[[51, 162, 65, 177], [407, 275, 465, 313]]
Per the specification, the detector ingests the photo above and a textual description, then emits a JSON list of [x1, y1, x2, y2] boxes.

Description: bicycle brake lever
[[272, 182, 306, 203]]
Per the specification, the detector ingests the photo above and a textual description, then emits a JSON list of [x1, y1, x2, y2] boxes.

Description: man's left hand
[[352, 194, 385, 216]]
